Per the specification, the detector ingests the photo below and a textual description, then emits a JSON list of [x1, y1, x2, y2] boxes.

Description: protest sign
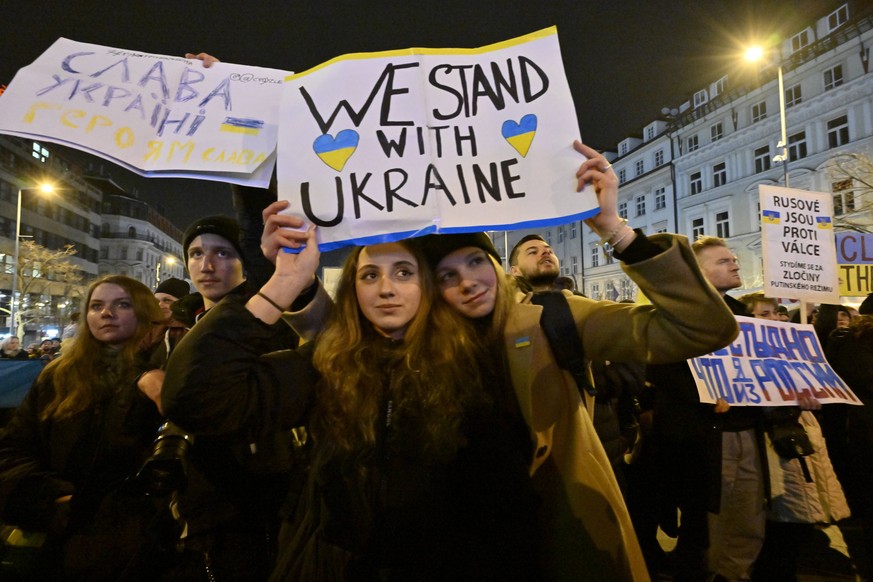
[[277, 27, 595, 251], [0, 38, 289, 186], [688, 316, 860, 407], [836, 231, 873, 296], [760, 185, 840, 304]]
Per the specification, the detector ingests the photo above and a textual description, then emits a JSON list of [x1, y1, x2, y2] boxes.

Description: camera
[[136, 421, 195, 496]]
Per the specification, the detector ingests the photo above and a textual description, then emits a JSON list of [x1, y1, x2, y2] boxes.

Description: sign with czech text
[[760, 185, 839, 304], [0, 38, 289, 186], [276, 27, 595, 251], [688, 316, 860, 407]]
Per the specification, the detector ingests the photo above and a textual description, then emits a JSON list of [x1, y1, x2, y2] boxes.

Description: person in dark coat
[[0, 275, 170, 580]]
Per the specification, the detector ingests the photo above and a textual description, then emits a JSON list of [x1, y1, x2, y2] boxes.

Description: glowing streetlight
[[9, 183, 55, 335], [744, 44, 790, 187], [155, 255, 179, 285]]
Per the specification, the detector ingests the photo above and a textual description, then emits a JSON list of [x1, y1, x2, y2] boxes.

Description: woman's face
[[86, 283, 139, 347], [836, 311, 851, 329], [355, 243, 422, 339], [5, 337, 20, 351], [435, 247, 498, 319]]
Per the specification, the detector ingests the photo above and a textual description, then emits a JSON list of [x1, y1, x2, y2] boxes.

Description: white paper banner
[[760, 185, 840, 303], [689, 316, 861, 407], [277, 27, 597, 251], [0, 38, 290, 186]]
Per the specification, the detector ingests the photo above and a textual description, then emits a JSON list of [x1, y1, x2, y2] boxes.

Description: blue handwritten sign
[[688, 316, 861, 407]]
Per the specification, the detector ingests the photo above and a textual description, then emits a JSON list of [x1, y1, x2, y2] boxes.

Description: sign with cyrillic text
[[277, 27, 595, 251], [689, 316, 860, 407], [0, 38, 288, 186], [760, 185, 839, 303]]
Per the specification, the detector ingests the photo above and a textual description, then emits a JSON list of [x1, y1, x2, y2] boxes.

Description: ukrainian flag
[[220, 117, 264, 135], [514, 336, 531, 349], [816, 216, 833, 229], [762, 210, 781, 224]]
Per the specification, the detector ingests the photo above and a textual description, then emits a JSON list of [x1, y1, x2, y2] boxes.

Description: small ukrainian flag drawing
[[762, 210, 781, 224], [816, 216, 833, 229], [515, 337, 531, 349], [220, 117, 264, 135]]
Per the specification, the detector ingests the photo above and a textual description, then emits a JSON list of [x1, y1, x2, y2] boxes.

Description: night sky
[[1, 0, 834, 229]]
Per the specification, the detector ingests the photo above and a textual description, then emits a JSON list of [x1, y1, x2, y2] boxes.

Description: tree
[[828, 152, 873, 234], [1, 241, 85, 337]]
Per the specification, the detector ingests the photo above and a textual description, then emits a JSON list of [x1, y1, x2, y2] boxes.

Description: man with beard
[[509, 234, 561, 292]]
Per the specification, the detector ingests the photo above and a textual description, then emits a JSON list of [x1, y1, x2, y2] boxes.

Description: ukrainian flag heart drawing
[[313, 130, 359, 171], [502, 115, 537, 158]]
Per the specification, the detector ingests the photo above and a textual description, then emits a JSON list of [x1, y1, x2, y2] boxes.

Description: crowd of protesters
[[1, 62, 872, 582]]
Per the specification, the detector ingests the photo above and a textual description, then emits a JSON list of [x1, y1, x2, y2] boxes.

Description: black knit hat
[[416, 232, 501, 268], [859, 292, 873, 315], [154, 277, 191, 299], [182, 215, 244, 264]]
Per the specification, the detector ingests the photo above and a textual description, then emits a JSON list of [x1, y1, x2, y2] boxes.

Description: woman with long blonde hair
[[0, 275, 170, 580]]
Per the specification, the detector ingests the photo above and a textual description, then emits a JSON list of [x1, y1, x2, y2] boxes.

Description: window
[[545, 231, 552, 245], [570, 222, 577, 239], [571, 256, 578, 274], [128, 226, 137, 238], [120, 246, 128, 260], [716, 211, 731, 238], [618, 201, 628, 219], [590, 283, 601, 300], [788, 131, 807, 160], [824, 65, 843, 91], [635, 159, 645, 177], [135, 248, 143, 261], [713, 162, 727, 187], [618, 169, 626, 183], [635, 195, 646, 217], [557, 225, 564, 243], [754, 146, 771, 173], [791, 30, 810, 53], [752, 101, 767, 123], [713, 76, 726, 97], [785, 84, 802, 107], [827, 115, 849, 148], [828, 4, 849, 32], [692, 218, 705, 240], [833, 179, 855, 215], [619, 142, 628, 156], [711, 123, 723, 142], [687, 135, 699, 152], [646, 126, 655, 141], [591, 246, 599, 267], [690, 172, 703, 195], [693, 89, 708, 108], [654, 187, 666, 210], [654, 149, 664, 167], [32, 142, 49, 163]]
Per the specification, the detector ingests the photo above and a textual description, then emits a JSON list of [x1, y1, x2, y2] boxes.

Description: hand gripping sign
[[0, 38, 289, 186], [276, 27, 598, 251]]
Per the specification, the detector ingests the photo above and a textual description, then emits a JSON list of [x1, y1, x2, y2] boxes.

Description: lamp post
[[155, 255, 178, 286], [9, 184, 55, 335], [745, 46, 790, 187]]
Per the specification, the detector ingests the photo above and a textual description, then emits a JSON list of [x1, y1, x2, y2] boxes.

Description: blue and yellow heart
[[313, 130, 359, 171], [502, 114, 537, 157]]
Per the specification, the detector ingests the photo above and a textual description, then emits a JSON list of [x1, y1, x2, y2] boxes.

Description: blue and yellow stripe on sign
[[816, 216, 833, 229], [515, 337, 531, 348], [220, 117, 264, 135], [762, 210, 781, 224]]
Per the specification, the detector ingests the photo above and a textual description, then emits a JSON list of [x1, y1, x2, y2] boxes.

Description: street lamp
[[155, 255, 178, 286], [745, 45, 790, 187], [9, 183, 55, 335]]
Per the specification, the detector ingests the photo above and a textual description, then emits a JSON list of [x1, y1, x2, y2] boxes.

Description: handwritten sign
[[836, 231, 873, 296], [276, 27, 596, 251], [760, 185, 839, 303], [689, 316, 860, 407], [0, 38, 289, 186]]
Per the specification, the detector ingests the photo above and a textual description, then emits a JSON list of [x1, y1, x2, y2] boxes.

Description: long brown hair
[[312, 242, 486, 463], [40, 275, 164, 420]]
